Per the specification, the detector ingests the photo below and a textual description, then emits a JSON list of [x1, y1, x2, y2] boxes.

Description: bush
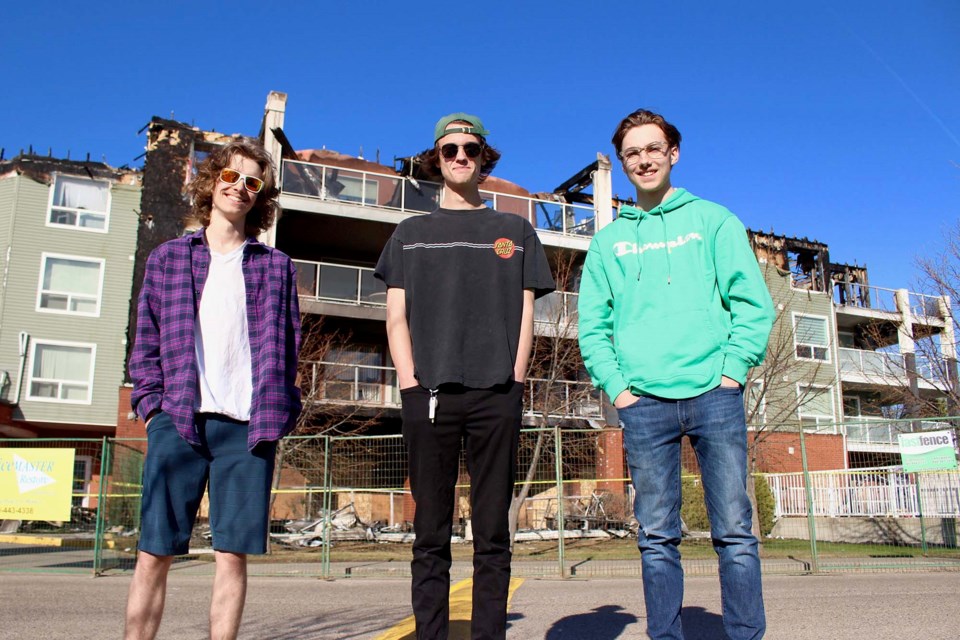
[[680, 474, 777, 538], [754, 475, 777, 537], [680, 476, 709, 531]]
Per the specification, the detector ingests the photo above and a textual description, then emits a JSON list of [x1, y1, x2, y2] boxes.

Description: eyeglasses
[[439, 142, 484, 160], [618, 142, 672, 165], [218, 168, 264, 194]]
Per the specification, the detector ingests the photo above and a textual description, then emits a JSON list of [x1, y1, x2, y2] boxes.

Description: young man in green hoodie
[[578, 109, 774, 640]]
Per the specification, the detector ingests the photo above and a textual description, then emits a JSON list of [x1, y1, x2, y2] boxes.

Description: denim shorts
[[137, 411, 277, 556]]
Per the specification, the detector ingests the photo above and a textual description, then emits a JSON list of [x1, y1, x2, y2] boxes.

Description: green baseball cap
[[433, 112, 490, 142]]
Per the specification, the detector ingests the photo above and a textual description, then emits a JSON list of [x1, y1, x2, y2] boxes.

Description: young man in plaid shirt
[[125, 139, 301, 640]]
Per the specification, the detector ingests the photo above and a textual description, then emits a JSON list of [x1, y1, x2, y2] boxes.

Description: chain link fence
[[2, 419, 958, 578]]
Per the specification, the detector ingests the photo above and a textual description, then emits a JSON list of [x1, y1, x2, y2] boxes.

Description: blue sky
[[4, 1, 958, 291]]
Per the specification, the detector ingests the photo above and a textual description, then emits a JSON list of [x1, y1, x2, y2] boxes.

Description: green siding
[[752, 261, 842, 429], [0, 174, 140, 427]]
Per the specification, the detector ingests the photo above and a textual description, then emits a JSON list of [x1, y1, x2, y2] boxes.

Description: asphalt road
[[2, 571, 958, 639]]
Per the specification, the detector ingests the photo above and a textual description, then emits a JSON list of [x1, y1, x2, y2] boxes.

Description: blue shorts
[[137, 412, 277, 556]]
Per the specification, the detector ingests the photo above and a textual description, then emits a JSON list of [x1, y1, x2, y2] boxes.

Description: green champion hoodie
[[577, 188, 774, 402]]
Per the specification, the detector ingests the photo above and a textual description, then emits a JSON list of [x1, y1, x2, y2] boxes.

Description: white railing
[[303, 361, 400, 407], [523, 378, 604, 420], [534, 291, 579, 326], [833, 283, 899, 313], [833, 283, 945, 321], [838, 347, 906, 380], [843, 418, 953, 445], [281, 159, 596, 238], [302, 360, 602, 420], [839, 347, 950, 386], [909, 292, 944, 319], [765, 467, 960, 518], [293, 259, 386, 307]]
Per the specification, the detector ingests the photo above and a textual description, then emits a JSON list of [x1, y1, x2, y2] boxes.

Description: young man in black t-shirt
[[375, 113, 554, 639]]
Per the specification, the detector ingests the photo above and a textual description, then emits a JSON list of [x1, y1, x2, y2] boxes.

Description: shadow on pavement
[[544, 604, 639, 639]]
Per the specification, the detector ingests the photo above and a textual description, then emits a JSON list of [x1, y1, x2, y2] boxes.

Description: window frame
[[46, 173, 111, 234], [746, 379, 767, 426], [35, 252, 106, 317], [796, 383, 836, 432], [792, 312, 831, 363], [25, 339, 97, 405]]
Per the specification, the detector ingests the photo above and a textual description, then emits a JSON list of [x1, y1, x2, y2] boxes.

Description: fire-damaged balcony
[[280, 159, 596, 238], [301, 360, 603, 422]]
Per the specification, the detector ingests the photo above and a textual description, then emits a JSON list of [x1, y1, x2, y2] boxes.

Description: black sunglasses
[[439, 142, 484, 160]]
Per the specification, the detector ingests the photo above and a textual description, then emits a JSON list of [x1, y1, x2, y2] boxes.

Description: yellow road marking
[[375, 577, 525, 640]]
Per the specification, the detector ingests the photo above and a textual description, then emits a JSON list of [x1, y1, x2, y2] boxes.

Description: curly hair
[[611, 109, 682, 155], [186, 137, 280, 237], [419, 129, 501, 184]]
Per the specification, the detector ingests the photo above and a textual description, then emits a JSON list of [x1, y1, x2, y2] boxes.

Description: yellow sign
[[0, 448, 76, 521]]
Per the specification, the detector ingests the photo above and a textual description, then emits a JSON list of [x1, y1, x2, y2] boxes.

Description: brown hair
[[419, 124, 502, 183], [611, 109, 682, 155], [186, 138, 280, 237]]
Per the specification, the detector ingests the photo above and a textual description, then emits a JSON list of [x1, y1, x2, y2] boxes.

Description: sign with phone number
[[0, 449, 75, 521]]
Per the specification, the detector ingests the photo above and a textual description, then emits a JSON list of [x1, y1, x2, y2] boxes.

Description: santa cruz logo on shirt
[[493, 238, 516, 259]]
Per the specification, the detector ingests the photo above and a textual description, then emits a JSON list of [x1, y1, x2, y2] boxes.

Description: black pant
[[401, 382, 523, 640]]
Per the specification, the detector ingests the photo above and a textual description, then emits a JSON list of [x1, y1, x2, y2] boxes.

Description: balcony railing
[[838, 347, 906, 380], [294, 259, 386, 307], [302, 360, 602, 420], [839, 347, 949, 386], [534, 291, 579, 327], [833, 283, 899, 313], [303, 361, 401, 407], [523, 378, 604, 420], [281, 159, 596, 238], [843, 417, 953, 445], [833, 282, 944, 320]]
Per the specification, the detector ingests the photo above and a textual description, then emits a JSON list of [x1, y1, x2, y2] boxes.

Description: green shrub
[[754, 475, 776, 537], [679, 474, 777, 538], [680, 475, 709, 531]]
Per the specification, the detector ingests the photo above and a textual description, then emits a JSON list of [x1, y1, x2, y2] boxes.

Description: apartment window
[[48, 175, 109, 232], [27, 340, 96, 404], [798, 384, 834, 430], [746, 380, 766, 425], [36, 254, 104, 316], [794, 314, 830, 362], [842, 395, 862, 418]]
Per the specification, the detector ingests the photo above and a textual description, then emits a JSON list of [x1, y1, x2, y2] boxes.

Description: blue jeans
[[619, 386, 765, 640]]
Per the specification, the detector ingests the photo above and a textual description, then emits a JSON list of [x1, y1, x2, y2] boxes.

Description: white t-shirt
[[195, 242, 252, 420]]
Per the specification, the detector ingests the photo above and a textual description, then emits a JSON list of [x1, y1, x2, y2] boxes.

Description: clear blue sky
[[5, 1, 958, 291]]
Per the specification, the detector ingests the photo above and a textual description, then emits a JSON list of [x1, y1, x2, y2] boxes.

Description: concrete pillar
[[593, 152, 614, 231], [938, 296, 959, 414], [895, 288, 921, 418], [260, 91, 287, 248]]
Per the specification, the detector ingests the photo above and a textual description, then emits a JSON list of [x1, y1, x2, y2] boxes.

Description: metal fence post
[[321, 435, 332, 579], [915, 472, 928, 555], [93, 436, 112, 576], [553, 425, 565, 577], [798, 428, 819, 573]]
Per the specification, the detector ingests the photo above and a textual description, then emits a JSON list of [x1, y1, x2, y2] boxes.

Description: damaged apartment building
[[747, 230, 957, 469], [127, 93, 956, 491]]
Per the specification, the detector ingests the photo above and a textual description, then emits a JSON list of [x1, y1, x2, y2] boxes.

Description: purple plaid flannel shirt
[[130, 229, 302, 450]]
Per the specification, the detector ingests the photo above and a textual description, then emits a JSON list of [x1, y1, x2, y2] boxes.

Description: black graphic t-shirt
[[375, 207, 555, 389]]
